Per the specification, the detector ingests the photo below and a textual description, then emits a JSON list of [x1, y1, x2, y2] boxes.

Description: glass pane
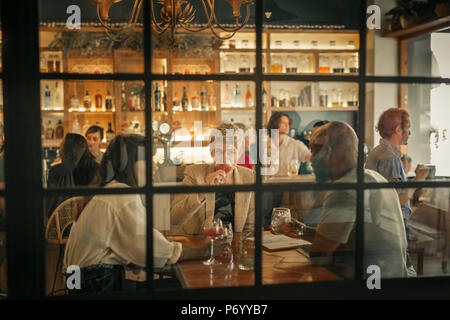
[[44, 193, 147, 296], [407, 187, 450, 277], [151, 2, 256, 75], [365, 83, 450, 182], [39, 0, 143, 74], [262, 188, 354, 283], [263, 1, 360, 75], [152, 80, 255, 187], [158, 192, 255, 289], [41, 80, 147, 194], [262, 81, 358, 184], [367, 1, 449, 78]]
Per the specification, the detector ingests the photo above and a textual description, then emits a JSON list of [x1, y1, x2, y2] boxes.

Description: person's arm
[[170, 166, 207, 226], [310, 232, 341, 257]]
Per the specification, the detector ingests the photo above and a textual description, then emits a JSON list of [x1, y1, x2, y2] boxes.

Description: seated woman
[[170, 122, 255, 235], [45, 133, 99, 218], [64, 135, 213, 294]]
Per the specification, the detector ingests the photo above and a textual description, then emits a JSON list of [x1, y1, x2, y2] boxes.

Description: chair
[[45, 196, 85, 295]]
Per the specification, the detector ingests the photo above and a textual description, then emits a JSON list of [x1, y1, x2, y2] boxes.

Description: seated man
[[170, 122, 255, 235], [308, 121, 409, 279]]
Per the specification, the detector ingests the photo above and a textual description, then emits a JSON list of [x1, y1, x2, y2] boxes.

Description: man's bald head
[[310, 121, 358, 181]]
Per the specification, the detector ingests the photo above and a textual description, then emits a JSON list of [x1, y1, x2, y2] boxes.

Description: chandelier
[[93, 0, 254, 42]]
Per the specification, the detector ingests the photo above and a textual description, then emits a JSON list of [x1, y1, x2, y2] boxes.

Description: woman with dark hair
[[45, 133, 99, 218], [64, 135, 214, 294]]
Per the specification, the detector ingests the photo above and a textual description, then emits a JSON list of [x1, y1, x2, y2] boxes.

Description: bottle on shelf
[[223, 83, 231, 107], [245, 85, 253, 108], [191, 90, 200, 110], [271, 55, 283, 73], [181, 86, 189, 111], [239, 55, 251, 73], [330, 89, 343, 107], [54, 82, 61, 110], [43, 85, 51, 110], [95, 89, 103, 111], [233, 84, 241, 108], [131, 116, 140, 134], [200, 86, 208, 111], [347, 87, 358, 107], [262, 87, 267, 108], [279, 89, 287, 107], [154, 82, 162, 112], [348, 55, 359, 73], [173, 91, 181, 111], [286, 55, 298, 73], [128, 88, 136, 111], [207, 82, 215, 110], [162, 84, 167, 112], [105, 90, 113, 111], [45, 120, 54, 140], [72, 118, 80, 134], [70, 94, 80, 111], [83, 90, 92, 111], [55, 119, 64, 139], [121, 82, 128, 112], [106, 122, 115, 142], [299, 55, 311, 73], [332, 55, 345, 73], [319, 88, 328, 107], [224, 55, 236, 73], [319, 56, 330, 74]]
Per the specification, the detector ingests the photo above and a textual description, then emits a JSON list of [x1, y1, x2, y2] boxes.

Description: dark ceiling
[[39, 0, 360, 29]]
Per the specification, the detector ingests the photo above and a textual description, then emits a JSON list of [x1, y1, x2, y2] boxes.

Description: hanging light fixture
[[92, 0, 254, 42]]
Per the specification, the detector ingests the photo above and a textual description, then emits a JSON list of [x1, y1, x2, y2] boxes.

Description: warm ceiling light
[[92, 0, 254, 42]]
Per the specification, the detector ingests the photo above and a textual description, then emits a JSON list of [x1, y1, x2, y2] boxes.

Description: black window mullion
[[143, 0, 155, 297], [2, 0, 45, 298], [254, 0, 263, 288], [355, 0, 368, 283]]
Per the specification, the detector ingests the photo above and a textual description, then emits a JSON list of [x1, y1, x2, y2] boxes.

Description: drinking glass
[[202, 218, 224, 265], [223, 222, 234, 246], [270, 207, 291, 234], [288, 159, 300, 177], [238, 232, 255, 270]]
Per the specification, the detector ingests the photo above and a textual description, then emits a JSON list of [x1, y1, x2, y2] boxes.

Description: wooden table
[[171, 233, 340, 289]]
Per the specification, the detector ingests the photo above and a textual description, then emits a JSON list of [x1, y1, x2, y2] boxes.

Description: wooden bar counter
[[169, 232, 340, 289]]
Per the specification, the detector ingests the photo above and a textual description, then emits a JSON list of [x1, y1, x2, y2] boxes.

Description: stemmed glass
[[202, 218, 224, 265]]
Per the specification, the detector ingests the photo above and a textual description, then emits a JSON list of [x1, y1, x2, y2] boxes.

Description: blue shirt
[[365, 139, 412, 220]]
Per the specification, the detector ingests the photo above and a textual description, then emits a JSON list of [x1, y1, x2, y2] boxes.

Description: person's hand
[[206, 170, 226, 185], [414, 165, 430, 181], [180, 238, 226, 261]]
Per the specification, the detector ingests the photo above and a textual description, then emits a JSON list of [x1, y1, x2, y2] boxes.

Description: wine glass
[[270, 207, 291, 234], [222, 222, 234, 246], [202, 218, 224, 265], [288, 159, 300, 177]]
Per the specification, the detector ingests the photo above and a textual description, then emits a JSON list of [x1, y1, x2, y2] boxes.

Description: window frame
[[0, 0, 449, 299]]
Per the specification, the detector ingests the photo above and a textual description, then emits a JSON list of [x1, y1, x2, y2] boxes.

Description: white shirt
[[275, 135, 310, 176], [64, 181, 182, 270]]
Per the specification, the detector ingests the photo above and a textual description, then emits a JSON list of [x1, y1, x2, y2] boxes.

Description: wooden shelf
[[221, 107, 255, 111], [269, 106, 358, 111], [384, 16, 450, 40]]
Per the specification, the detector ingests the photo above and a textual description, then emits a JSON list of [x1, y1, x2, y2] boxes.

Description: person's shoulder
[[364, 168, 389, 183], [236, 165, 255, 180], [367, 142, 396, 160], [184, 163, 211, 174]]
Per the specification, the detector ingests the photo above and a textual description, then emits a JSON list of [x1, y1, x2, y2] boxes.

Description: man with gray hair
[[309, 121, 408, 279]]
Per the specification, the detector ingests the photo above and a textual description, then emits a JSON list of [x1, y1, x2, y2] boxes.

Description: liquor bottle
[[121, 82, 128, 112], [43, 85, 51, 110], [54, 82, 61, 109], [208, 82, 215, 110], [55, 119, 64, 139], [106, 122, 115, 142], [95, 89, 103, 111], [83, 90, 92, 110], [72, 118, 80, 134], [162, 85, 167, 112], [105, 90, 113, 111], [233, 84, 241, 107], [245, 84, 253, 107], [154, 82, 161, 112], [131, 116, 140, 134], [262, 87, 267, 108], [181, 86, 189, 111], [191, 90, 200, 110], [200, 86, 207, 110], [45, 120, 54, 140], [70, 94, 80, 111], [173, 91, 181, 111], [224, 84, 231, 107]]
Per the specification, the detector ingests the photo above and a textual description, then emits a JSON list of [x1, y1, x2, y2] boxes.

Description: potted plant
[[386, 0, 434, 30], [429, 0, 450, 17]]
